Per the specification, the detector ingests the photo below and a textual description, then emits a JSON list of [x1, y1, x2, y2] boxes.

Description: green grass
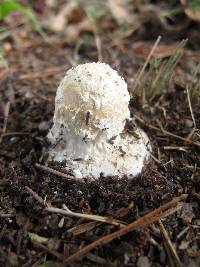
[[0, 47, 9, 70], [132, 39, 199, 105], [0, 0, 47, 39], [133, 40, 187, 99]]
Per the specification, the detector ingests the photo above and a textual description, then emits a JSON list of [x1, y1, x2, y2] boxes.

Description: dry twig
[[1, 132, 29, 137], [32, 242, 66, 263], [186, 85, 196, 129], [134, 114, 200, 148], [35, 163, 75, 180], [47, 205, 125, 227], [0, 101, 10, 143], [158, 219, 182, 267], [25, 186, 125, 227], [25, 186, 45, 205], [67, 194, 187, 262]]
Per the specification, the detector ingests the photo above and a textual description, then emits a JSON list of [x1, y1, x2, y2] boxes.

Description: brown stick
[[25, 186, 45, 205], [26, 186, 125, 227], [134, 114, 200, 148], [33, 242, 66, 262], [46, 205, 125, 228], [35, 163, 75, 180], [0, 101, 10, 144], [67, 194, 187, 262], [158, 219, 182, 267]]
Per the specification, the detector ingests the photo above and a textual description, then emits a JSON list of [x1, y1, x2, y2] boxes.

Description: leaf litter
[[0, 1, 200, 266]]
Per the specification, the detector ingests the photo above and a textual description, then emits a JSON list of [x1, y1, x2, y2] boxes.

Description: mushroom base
[[48, 127, 151, 179]]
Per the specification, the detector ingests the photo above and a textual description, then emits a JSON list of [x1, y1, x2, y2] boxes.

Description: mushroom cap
[[54, 62, 130, 141]]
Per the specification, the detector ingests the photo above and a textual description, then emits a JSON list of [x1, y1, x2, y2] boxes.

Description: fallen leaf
[[28, 232, 49, 243], [177, 203, 195, 224], [132, 41, 182, 59], [64, 18, 94, 43], [179, 239, 191, 250], [48, 1, 82, 32], [67, 221, 99, 236], [107, 0, 132, 24]]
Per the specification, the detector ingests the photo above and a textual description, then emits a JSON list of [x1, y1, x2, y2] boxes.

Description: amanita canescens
[[48, 62, 151, 179]]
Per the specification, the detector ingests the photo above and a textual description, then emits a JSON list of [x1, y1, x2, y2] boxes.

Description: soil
[[0, 2, 200, 267]]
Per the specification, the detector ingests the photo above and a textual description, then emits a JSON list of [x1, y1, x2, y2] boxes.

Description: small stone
[[185, 119, 193, 128], [137, 256, 151, 267]]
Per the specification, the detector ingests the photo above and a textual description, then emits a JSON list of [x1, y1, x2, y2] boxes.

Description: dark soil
[[0, 2, 200, 266]]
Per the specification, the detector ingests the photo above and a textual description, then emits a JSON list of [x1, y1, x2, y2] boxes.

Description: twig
[[25, 186, 45, 206], [1, 132, 29, 137], [66, 194, 187, 262], [158, 203, 184, 218], [25, 186, 125, 227], [132, 35, 161, 92], [0, 213, 15, 218], [47, 205, 125, 228], [0, 224, 7, 240], [62, 204, 125, 227], [35, 163, 75, 180], [86, 11, 102, 62], [134, 114, 200, 148], [186, 85, 196, 129], [0, 101, 10, 143], [177, 226, 190, 240], [158, 219, 182, 267], [95, 33, 103, 62], [86, 253, 109, 265], [163, 146, 188, 152], [32, 242, 67, 263]]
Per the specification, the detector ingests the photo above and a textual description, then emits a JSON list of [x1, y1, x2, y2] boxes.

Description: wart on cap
[[48, 62, 151, 179]]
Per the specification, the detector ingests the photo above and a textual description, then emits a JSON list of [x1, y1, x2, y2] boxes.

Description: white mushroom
[[48, 62, 151, 179]]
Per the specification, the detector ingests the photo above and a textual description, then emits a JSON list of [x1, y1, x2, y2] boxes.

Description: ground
[[0, 1, 200, 267]]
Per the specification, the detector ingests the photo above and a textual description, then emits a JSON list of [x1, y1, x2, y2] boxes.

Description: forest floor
[[0, 1, 200, 267]]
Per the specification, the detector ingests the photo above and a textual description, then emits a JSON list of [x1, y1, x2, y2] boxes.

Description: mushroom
[[48, 62, 151, 179]]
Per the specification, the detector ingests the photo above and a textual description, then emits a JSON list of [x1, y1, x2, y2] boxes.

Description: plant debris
[[0, 1, 200, 266]]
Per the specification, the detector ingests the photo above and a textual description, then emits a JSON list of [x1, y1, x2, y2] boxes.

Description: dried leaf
[[64, 18, 94, 43], [28, 232, 49, 243], [132, 41, 182, 59], [107, 0, 131, 24], [48, 1, 82, 32], [68, 221, 99, 236], [179, 239, 191, 250], [177, 203, 195, 224]]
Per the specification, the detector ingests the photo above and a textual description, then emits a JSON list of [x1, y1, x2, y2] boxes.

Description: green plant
[[0, 0, 46, 39], [133, 39, 188, 104], [0, 47, 9, 70]]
